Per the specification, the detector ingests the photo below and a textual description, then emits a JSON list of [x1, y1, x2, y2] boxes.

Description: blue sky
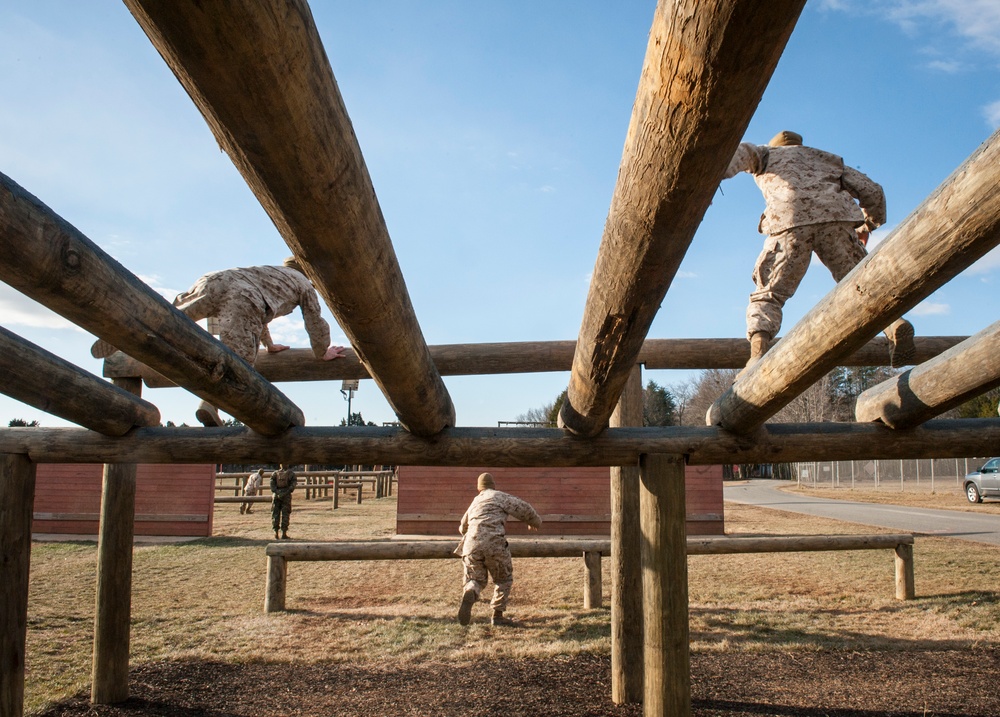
[[1, 1, 999, 429]]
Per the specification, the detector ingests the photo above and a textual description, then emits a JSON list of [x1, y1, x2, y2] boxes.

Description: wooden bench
[[263, 533, 915, 613]]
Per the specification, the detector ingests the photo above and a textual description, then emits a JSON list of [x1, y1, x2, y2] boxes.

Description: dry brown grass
[[23, 488, 1000, 715], [787, 482, 1000, 513]]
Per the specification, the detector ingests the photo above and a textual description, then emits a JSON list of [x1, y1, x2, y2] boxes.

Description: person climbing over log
[[455, 472, 542, 627], [92, 257, 346, 426], [723, 130, 917, 377]]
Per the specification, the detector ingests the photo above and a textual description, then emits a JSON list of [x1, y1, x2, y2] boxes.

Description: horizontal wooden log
[[0, 172, 303, 436], [1, 419, 998, 466], [0, 326, 159, 436], [122, 0, 454, 437], [709, 129, 1000, 434], [855, 321, 1000, 428], [561, 0, 806, 438], [103, 337, 967, 386]]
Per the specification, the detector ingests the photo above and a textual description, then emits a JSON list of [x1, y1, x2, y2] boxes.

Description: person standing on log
[[91, 257, 347, 427], [456, 472, 542, 627], [723, 130, 916, 376], [240, 468, 264, 515], [270, 464, 297, 540]]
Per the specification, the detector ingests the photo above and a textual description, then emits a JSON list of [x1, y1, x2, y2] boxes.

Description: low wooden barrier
[[263, 533, 916, 613], [215, 469, 396, 502]]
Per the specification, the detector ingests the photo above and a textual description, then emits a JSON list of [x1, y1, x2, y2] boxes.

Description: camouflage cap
[[477, 472, 496, 490], [768, 130, 803, 147]]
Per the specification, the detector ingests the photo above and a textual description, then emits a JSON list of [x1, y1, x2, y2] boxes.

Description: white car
[[964, 458, 1000, 503]]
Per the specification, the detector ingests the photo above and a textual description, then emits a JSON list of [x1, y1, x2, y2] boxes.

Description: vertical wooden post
[[333, 474, 340, 510], [610, 365, 643, 704], [895, 543, 915, 600], [91, 376, 140, 705], [583, 551, 603, 610], [640, 453, 691, 717], [356, 485, 363, 505], [265, 555, 287, 612], [1, 453, 36, 717]]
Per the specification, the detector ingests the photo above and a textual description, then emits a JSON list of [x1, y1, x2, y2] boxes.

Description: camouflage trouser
[[271, 495, 292, 531], [462, 549, 514, 611], [746, 221, 865, 339], [172, 274, 267, 364]]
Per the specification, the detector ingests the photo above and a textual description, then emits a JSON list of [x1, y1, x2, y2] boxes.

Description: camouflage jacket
[[173, 265, 331, 359], [458, 489, 542, 556], [725, 143, 886, 236], [270, 468, 298, 499]]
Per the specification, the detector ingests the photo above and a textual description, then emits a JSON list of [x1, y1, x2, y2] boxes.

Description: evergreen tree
[[643, 380, 677, 426], [8, 418, 40, 427]]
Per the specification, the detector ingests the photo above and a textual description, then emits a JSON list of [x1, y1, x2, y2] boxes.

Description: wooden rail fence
[[263, 533, 916, 613]]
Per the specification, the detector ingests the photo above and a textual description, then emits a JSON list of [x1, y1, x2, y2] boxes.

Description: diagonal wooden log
[[122, 0, 454, 437], [0, 172, 303, 436], [102, 336, 967, 386], [855, 320, 1000, 429], [1, 419, 998, 466], [0, 326, 159, 436], [558, 0, 807, 438], [708, 129, 1000, 434]]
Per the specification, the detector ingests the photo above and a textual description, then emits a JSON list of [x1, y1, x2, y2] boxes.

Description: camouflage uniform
[[240, 469, 263, 514], [270, 467, 298, 534], [172, 265, 331, 364], [458, 489, 542, 611], [725, 142, 886, 340]]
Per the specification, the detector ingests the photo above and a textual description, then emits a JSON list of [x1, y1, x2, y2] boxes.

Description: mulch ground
[[34, 647, 1000, 717]]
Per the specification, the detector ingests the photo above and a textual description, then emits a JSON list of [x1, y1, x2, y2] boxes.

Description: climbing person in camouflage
[[456, 472, 542, 627], [270, 464, 298, 540], [91, 257, 347, 427], [724, 130, 916, 376], [240, 468, 264, 515]]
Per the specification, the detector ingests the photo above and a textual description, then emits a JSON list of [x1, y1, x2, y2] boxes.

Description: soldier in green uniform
[[270, 464, 298, 540]]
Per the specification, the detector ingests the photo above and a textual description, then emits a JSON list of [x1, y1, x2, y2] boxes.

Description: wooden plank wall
[[32, 464, 216, 537], [395, 465, 724, 536]]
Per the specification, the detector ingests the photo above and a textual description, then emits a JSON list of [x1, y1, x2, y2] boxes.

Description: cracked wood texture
[[559, 0, 806, 437], [122, 0, 454, 437]]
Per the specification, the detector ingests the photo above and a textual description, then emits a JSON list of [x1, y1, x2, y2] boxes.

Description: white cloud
[[676, 270, 698, 279], [885, 0, 1000, 55], [984, 99, 1000, 129], [966, 244, 1000, 275], [911, 300, 950, 316], [265, 314, 307, 346], [0, 284, 81, 331], [926, 59, 964, 73]]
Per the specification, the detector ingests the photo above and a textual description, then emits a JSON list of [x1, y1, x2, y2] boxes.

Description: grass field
[[22, 483, 1000, 715]]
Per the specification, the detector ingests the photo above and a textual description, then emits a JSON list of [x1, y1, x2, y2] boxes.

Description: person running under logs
[[723, 130, 916, 377], [91, 257, 347, 426], [456, 472, 542, 627]]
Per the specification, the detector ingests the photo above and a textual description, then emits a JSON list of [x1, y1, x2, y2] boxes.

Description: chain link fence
[[791, 457, 995, 492]]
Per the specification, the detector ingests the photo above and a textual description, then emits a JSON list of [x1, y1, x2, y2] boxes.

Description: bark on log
[[122, 0, 454, 437], [102, 337, 967, 386], [0, 453, 35, 717], [0, 326, 159, 435], [855, 321, 1000, 428], [560, 0, 806, 438], [583, 551, 603, 610], [709, 129, 1000, 434], [1, 419, 998, 466], [0, 171, 303, 436], [609, 366, 643, 705], [640, 453, 690, 717]]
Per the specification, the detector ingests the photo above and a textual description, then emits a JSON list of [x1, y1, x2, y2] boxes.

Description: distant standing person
[[456, 472, 542, 627], [270, 464, 298, 540], [240, 468, 264, 515], [723, 130, 916, 375], [91, 257, 347, 426]]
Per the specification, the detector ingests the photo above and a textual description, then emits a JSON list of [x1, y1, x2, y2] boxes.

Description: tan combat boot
[[736, 332, 772, 381], [491, 610, 517, 627], [457, 588, 477, 626], [886, 319, 916, 368], [195, 400, 224, 427]]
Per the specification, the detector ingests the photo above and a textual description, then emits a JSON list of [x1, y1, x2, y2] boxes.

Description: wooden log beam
[[103, 336, 967, 386], [122, 0, 454, 437], [1, 419, 999, 466], [559, 0, 806, 438], [0, 326, 159, 436], [709, 129, 1000, 434], [0, 453, 35, 717], [640, 453, 690, 717], [855, 321, 1000, 429], [610, 366, 643, 704], [0, 172, 303, 436]]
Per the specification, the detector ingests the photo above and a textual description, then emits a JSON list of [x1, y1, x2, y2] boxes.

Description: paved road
[[724, 479, 1000, 546]]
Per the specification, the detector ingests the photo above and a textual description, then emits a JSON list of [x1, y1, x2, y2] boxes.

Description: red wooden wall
[[396, 464, 723, 537], [33, 463, 216, 537]]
